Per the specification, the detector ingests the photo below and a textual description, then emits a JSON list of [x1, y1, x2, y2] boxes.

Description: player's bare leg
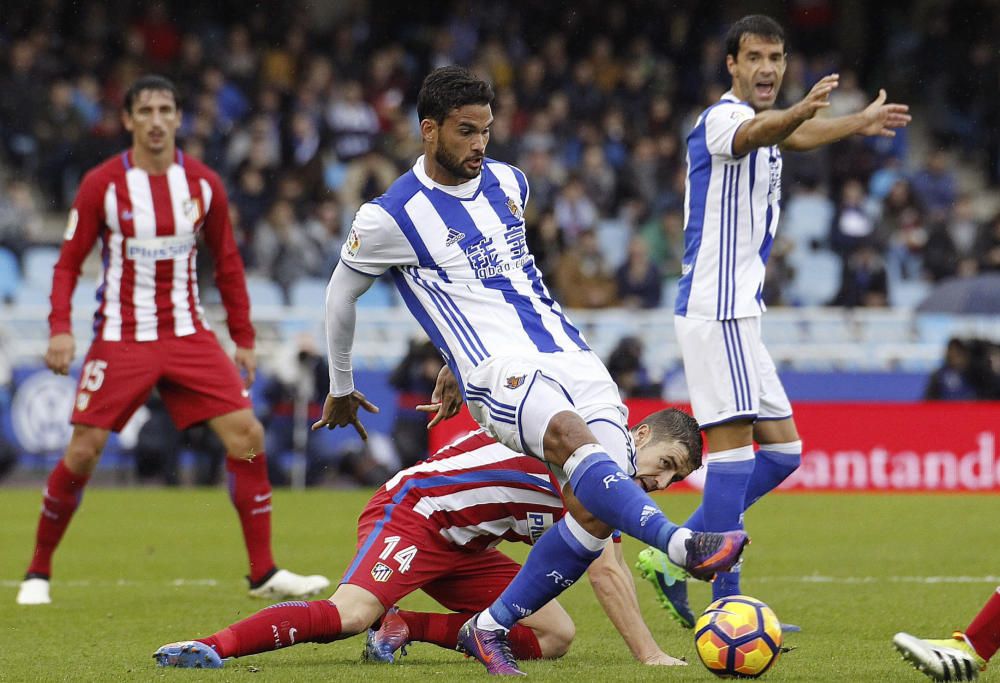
[[207, 409, 329, 599], [17, 424, 110, 605]]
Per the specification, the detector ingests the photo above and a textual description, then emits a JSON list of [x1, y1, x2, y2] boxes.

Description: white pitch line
[[3, 576, 999, 588]]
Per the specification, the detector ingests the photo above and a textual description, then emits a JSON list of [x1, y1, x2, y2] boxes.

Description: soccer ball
[[694, 595, 783, 678]]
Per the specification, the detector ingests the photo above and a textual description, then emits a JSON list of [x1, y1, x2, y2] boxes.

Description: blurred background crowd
[[1, 0, 999, 310], [1, 0, 999, 486]]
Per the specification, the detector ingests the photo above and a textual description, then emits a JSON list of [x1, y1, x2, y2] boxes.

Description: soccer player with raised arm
[[153, 409, 702, 670], [643, 14, 911, 624], [15, 75, 328, 606], [310, 65, 747, 675]]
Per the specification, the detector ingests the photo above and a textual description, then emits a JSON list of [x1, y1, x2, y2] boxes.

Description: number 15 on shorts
[[379, 536, 418, 574]]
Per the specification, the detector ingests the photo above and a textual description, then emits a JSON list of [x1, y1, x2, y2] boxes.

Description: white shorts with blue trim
[[464, 350, 634, 475], [674, 315, 792, 429]]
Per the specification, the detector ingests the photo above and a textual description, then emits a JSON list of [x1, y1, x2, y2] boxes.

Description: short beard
[[435, 147, 480, 180]]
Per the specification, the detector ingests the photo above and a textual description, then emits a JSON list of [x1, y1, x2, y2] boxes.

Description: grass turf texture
[[1, 488, 997, 682]]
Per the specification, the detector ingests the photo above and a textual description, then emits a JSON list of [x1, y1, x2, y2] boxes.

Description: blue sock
[[684, 505, 706, 532], [487, 518, 602, 629], [698, 458, 754, 598], [745, 448, 801, 509], [713, 569, 742, 599], [568, 451, 679, 551]]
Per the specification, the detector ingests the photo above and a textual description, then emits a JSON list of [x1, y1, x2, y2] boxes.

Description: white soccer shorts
[[674, 315, 792, 429], [464, 349, 634, 475]]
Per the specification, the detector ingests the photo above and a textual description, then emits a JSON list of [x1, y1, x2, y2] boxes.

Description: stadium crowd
[[1, 0, 999, 312]]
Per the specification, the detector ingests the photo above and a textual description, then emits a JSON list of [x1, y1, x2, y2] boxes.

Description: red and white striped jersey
[[49, 149, 254, 347], [368, 430, 565, 552]]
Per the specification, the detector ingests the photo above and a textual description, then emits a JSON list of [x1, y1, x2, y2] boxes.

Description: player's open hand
[[45, 333, 75, 375], [858, 89, 911, 137], [311, 390, 380, 440], [417, 365, 463, 429], [641, 652, 687, 666], [795, 73, 839, 120], [233, 346, 256, 388]]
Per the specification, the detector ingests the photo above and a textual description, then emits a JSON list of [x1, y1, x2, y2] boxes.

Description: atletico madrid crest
[[182, 198, 203, 223], [371, 562, 393, 583]]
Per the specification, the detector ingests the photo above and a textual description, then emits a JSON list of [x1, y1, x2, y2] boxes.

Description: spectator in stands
[[303, 196, 344, 277], [639, 207, 684, 279], [606, 336, 661, 399], [830, 178, 878, 257], [525, 209, 564, 278], [976, 212, 1000, 273], [925, 338, 979, 400], [388, 339, 443, 470], [34, 80, 88, 208], [0, 179, 44, 264], [833, 242, 889, 308], [553, 174, 598, 241], [259, 335, 341, 486], [553, 228, 616, 309], [782, 172, 835, 253], [616, 236, 662, 309], [254, 200, 316, 304], [911, 148, 958, 217], [947, 194, 983, 276]]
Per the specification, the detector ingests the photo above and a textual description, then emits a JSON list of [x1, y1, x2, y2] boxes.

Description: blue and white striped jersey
[[675, 92, 783, 321], [340, 156, 589, 388]]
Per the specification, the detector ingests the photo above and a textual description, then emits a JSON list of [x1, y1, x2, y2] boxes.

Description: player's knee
[[541, 411, 594, 465], [538, 619, 575, 659], [64, 427, 107, 469], [223, 417, 265, 456]]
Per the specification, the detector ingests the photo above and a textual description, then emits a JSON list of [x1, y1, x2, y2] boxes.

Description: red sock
[[397, 611, 543, 660], [508, 625, 543, 660], [226, 454, 275, 583], [197, 599, 342, 658], [26, 460, 91, 577], [966, 588, 1000, 662], [397, 610, 470, 649]]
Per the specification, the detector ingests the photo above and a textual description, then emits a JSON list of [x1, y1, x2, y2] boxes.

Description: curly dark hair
[[724, 15, 785, 60], [416, 66, 494, 123], [637, 408, 703, 471]]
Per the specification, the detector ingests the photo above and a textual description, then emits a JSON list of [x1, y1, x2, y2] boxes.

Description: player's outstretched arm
[[586, 542, 686, 666], [783, 88, 911, 151], [731, 74, 838, 156]]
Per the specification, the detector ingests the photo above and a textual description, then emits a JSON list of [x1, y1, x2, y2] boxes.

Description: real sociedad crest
[[505, 374, 526, 390], [506, 196, 521, 219]]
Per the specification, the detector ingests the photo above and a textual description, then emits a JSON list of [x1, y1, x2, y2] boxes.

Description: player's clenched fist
[[45, 333, 75, 375]]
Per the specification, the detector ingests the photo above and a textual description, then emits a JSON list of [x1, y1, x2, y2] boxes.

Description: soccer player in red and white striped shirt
[[154, 408, 703, 670], [16, 75, 329, 606]]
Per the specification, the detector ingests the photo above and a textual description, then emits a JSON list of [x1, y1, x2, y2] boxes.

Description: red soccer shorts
[[342, 500, 521, 611], [71, 330, 251, 432]]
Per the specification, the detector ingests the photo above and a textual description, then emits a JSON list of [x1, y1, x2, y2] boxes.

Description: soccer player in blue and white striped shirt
[[312, 66, 747, 674], [670, 15, 911, 609]]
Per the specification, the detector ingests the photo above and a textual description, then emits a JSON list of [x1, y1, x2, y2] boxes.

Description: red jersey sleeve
[[200, 171, 255, 348], [48, 170, 104, 337]]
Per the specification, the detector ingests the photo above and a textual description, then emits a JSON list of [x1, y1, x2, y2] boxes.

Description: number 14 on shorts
[[379, 536, 418, 574]]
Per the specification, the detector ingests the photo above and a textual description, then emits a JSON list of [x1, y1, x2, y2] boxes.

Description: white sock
[[667, 527, 693, 566], [476, 609, 508, 633]]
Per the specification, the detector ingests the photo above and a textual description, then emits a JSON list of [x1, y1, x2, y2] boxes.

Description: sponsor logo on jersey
[[182, 197, 203, 223], [347, 226, 361, 256], [64, 209, 79, 240], [124, 234, 197, 261], [75, 392, 90, 412], [445, 227, 466, 246], [505, 374, 526, 390], [526, 511, 554, 544], [371, 562, 393, 582]]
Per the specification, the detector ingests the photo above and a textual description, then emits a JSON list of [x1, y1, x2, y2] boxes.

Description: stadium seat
[[889, 279, 931, 309], [22, 246, 61, 288], [358, 280, 395, 308], [289, 277, 329, 308], [0, 247, 19, 303], [245, 276, 285, 307], [787, 250, 841, 306], [915, 313, 957, 345]]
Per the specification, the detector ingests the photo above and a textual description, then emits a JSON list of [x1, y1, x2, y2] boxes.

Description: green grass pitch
[[1, 487, 997, 682]]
